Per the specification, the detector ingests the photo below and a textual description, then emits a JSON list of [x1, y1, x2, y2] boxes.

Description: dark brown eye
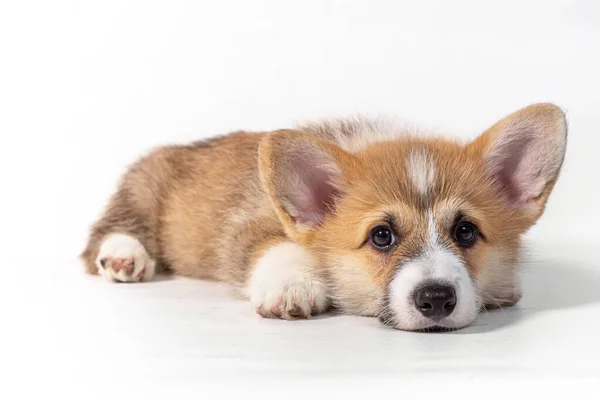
[[454, 221, 478, 247], [370, 226, 395, 250]]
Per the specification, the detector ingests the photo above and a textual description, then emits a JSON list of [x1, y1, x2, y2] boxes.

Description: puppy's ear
[[468, 103, 568, 220], [258, 129, 353, 237]]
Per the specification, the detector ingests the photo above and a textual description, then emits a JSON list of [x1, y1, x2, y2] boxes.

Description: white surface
[[1, 0, 600, 397]]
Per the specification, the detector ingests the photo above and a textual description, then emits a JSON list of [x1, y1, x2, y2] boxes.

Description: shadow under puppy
[[81, 104, 567, 331]]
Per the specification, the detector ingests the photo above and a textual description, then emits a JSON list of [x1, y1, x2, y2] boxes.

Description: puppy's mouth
[[414, 325, 461, 333], [378, 313, 468, 332]]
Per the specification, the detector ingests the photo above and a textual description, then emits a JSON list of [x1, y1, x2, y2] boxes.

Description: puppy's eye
[[370, 226, 395, 250], [454, 221, 478, 247]]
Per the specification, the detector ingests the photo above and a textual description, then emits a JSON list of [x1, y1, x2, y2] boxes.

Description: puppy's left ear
[[258, 129, 354, 239], [468, 103, 568, 220]]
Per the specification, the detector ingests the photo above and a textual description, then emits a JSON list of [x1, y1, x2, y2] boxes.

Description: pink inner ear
[[487, 125, 560, 206], [285, 153, 340, 225], [491, 134, 533, 204]]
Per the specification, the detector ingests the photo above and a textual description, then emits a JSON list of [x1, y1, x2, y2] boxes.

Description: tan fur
[[82, 132, 286, 288], [81, 104, 567, 328]]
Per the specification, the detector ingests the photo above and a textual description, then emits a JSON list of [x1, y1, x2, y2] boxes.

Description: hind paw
[[96, 234, 155, 282]]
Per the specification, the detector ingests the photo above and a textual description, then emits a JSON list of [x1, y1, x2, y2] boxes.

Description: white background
[[1, 0, 599, 398]]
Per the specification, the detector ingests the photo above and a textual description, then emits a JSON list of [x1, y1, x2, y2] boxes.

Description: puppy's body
[[82, 132, 275, 281], [81, 104, 567, 330]]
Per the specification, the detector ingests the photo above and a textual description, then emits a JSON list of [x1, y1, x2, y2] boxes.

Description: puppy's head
[[259, 104, 567, 331]]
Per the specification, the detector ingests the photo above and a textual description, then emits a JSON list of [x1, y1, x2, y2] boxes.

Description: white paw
[[96, 233, 156, 282], [247, 242, 328, 319]]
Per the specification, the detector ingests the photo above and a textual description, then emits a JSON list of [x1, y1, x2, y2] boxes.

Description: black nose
[[414, 284, 457, 320]]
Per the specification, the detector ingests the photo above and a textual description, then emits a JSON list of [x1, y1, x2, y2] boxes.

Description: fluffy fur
[[81, 103, 567, 331]]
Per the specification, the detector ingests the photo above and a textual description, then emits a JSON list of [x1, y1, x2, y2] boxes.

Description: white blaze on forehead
[[407, 149, 436, 195], [387, 211, 479, 330], [427, 211, 438, 245]]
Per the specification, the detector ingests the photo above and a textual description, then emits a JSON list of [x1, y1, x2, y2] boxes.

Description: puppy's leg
[[81, 150, 170, 282], [246, 241, 328, 320], [81, 208, 159, 283]]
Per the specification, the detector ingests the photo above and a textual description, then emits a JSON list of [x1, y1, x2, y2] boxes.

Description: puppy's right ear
[[258, 129, 353, 238]]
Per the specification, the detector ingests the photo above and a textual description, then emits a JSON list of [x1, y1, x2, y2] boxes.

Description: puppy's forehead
[[353, 141, 477, 206]]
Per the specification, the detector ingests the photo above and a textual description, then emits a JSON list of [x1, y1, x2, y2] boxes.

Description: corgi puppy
[[81, 103, 567, 331]]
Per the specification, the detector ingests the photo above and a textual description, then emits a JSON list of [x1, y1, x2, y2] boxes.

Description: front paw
[[252, 276, 328, 320], [248, 242, 328, 320]]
